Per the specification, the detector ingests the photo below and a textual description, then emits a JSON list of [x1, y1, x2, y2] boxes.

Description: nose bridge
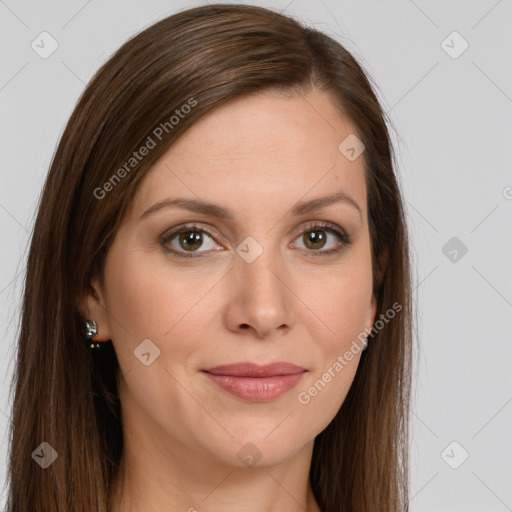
[[230, 232, 292, 333], [236, 233, 285, 298]]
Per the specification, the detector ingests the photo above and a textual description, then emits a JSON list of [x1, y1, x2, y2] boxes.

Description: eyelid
[[291, 220, 348, 239], [160, 220, 351, 258], [161, 220, 347, 240], [160, 222, 223, 251], [289, 220, 351, 256]]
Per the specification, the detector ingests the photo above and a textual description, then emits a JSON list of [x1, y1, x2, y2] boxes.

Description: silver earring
[[83, 320, 108, 349], [361, 337, 369, 352]]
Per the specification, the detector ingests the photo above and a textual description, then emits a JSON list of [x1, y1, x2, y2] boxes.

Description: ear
[[76, 276, 112, 341], [367, 293, 378, 332]]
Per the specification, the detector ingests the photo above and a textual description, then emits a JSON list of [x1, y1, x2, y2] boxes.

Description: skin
[[80, 87, 378, 512]]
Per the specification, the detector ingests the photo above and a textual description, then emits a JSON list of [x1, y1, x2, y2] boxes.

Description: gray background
[[1, 0, 511, 510]]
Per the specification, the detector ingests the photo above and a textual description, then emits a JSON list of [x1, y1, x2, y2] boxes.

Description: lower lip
[[202, 371, 306, 402]]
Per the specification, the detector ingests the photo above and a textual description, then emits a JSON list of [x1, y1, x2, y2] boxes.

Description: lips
[[202, 362, 306, 377], [201, 362, 307, 401]]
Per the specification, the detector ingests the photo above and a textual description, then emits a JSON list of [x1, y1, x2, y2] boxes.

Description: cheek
[[102, 251, 211, 434], [296, 352, 359, 428], [305, 243, 374, 345], [294, 298, 369, 431], [103, 248, 219, 374], [106, 241, 193, 329], [295, 249, 373, 418], [319, 271, 373, 341]]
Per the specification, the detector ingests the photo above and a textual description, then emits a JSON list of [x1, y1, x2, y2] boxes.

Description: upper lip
[[202, 362, 306, 377]]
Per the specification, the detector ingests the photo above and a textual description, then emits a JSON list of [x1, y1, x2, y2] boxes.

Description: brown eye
[[162, 224, 219, 257], [161, 221, 351, 260], [292, 222, 351, 256], [302, 229, 328, 250], [177, 230, 203, 251]]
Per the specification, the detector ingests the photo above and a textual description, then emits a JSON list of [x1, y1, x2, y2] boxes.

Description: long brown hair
[[6, 4, 414, 511]]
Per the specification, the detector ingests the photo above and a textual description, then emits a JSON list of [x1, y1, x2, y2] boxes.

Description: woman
[[5, 3, 414, 511]]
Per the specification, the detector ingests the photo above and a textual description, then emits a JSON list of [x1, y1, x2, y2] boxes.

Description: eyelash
[[160, 221, 352, 259]]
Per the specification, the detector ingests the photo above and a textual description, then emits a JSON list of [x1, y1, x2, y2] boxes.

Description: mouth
[[201, 362, 307, 402], [202, 361, 306, 377]]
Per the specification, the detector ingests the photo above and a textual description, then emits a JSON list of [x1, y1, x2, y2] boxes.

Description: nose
[[223, 243, 294, 339]]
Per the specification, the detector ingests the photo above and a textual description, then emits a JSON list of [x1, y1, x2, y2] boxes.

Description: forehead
[[129, 88, 367, 221]]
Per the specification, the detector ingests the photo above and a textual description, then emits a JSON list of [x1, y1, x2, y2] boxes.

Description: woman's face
[[82, 87, 377, 468]]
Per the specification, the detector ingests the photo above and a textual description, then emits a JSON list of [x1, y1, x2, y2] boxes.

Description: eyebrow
[[140, 190, 362, 220]]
